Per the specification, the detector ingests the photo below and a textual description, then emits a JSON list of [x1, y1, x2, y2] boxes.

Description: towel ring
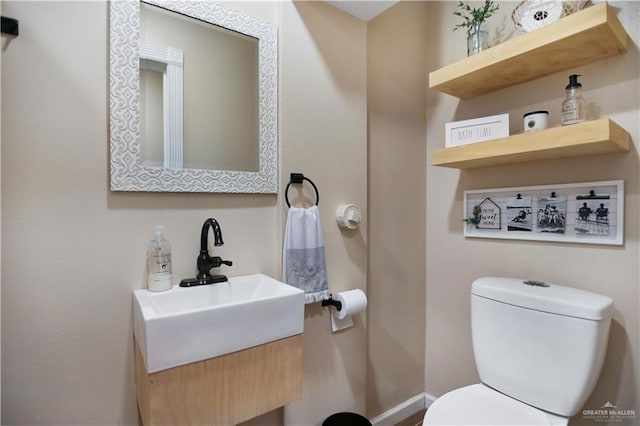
[[285, 173, 319, 208]]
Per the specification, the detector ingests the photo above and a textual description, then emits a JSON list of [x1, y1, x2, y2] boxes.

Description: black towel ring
[[285, 173, 319, 208]]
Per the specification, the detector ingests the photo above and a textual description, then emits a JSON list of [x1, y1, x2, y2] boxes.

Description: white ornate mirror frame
[[109, 0, 278, 193]]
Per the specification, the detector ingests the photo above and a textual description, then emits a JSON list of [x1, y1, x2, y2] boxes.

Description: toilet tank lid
[[472, 277, 614, 320]]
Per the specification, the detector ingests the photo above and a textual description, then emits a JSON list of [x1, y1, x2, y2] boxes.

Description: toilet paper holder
[[321, 295, 342, 312], [322, 290, 368, 332], [323, 294, 349, 332]]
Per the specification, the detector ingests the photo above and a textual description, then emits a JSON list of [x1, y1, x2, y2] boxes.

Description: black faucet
[[179, 218, 233, 287]]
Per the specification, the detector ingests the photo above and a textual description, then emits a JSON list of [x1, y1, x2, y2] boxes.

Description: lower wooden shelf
[[430, 118, 630, 169]]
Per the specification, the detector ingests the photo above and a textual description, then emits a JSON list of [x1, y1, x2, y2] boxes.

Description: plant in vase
[[453, 0, 499, 56]]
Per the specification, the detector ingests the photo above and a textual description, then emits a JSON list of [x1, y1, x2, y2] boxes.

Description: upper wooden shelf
[[429, 3, 628, 99], [430, 118, 631, 169]]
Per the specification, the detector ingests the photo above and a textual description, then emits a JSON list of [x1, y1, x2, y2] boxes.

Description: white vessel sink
[[133, 273, 305, 373]]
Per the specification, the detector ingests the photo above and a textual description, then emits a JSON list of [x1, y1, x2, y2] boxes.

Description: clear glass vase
[[467, 23, 489, 56]]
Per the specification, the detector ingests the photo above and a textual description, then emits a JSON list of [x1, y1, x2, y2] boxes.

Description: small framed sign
[[445, 113, 509, 148], [476, 198, 501, 229]]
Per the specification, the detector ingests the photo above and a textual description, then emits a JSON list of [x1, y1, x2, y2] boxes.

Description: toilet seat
[[422, 384, 568, 426]]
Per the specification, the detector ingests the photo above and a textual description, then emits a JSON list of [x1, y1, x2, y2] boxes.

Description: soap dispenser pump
[[147, 225, 173, 292], [561, 74, 585, 126]]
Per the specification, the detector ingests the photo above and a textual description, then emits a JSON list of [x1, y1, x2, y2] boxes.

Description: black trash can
[[323, 412, 372, 426]]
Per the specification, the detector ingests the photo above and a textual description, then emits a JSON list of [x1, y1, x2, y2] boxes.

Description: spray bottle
[[147, 225, 173, 292], [561, 74, 585, 126]]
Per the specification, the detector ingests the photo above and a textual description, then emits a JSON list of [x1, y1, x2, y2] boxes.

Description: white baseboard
[[370, 392, 437, 426], [424, 392, 437, 408], [425, 393, 437, 407]]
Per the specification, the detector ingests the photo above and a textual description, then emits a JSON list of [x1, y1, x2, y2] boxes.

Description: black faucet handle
[[209, 256, 232, 268]]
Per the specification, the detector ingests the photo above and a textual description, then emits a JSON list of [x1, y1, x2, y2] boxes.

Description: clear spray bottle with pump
[[561, 74, 586, 126], [147, 225, 173, 292]]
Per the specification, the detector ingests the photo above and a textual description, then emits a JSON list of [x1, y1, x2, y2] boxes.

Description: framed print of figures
[[536, 194, 566, 234], [507, 195, 532, 232], [575, 191, 611, 236], [463, 181, 623, 245]]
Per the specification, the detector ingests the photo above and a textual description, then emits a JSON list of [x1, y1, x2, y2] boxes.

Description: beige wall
[[3, 0, 637, 424], [366, 1, 427, 418], [425, 1, 640, 424], [1, 1, 366, 425], [279, 1, 368, 424]]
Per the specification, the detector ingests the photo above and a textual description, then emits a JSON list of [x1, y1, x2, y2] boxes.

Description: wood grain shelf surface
[[430, 118, 631, 169], [429, 3, 628, 99]]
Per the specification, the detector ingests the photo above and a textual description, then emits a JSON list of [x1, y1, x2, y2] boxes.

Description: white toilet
[[423, 277, 614, 426]]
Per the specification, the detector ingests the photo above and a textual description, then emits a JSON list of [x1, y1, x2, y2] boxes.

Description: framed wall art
[[463, 180, 624, 245]]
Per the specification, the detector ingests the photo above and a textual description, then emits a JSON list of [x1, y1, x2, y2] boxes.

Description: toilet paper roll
[[334, 289, 367, 320]]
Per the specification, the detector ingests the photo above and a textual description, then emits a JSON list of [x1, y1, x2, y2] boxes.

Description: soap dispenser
[[147, 225, 173, 292], [561, 74, 585, 126]]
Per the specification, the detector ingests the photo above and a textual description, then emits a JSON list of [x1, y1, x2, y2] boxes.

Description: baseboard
[[370, 392, 437, 426], [424, 393, 437, 407]]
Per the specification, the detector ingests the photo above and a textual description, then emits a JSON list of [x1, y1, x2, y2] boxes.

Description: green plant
[[453, 0, 500, 34], [464, 204, 482, 226]]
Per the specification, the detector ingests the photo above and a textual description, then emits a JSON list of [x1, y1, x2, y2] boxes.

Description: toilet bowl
[[423, 384, 567, 425], [423, 277, 613, 425]]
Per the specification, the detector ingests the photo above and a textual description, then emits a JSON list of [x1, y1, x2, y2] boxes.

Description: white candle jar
[[523, 110, 549, 132]]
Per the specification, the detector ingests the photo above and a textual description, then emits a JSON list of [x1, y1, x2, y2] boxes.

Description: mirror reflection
[[140, 3, 259, 171]]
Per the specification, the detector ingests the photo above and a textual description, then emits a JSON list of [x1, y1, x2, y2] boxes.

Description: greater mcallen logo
[[582, 401, 635, 422]]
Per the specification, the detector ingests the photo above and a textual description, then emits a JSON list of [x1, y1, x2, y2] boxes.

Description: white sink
[[133, 273, 305, 373]]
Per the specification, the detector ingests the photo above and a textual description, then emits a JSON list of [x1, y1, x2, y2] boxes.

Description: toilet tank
[[471, 277, 614, 417]]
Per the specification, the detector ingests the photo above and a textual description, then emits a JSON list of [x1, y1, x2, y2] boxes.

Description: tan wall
[[278, 1, 368, 424], [366, 1, 427, 418], [1, 1, 366, 425], [425, 1, 640, 423], [4, 1, 636, 424]]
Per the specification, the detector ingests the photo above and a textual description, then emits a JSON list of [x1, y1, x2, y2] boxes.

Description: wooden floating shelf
[[430, 118, 631, 169], [429, 3, 628, 99]]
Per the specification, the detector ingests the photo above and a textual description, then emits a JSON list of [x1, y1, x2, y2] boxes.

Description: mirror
[[110, 0, 278, 193]]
